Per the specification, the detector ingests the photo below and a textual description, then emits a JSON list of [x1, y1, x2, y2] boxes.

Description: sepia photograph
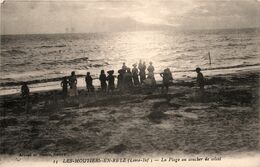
[[0, 0, 259, 166]]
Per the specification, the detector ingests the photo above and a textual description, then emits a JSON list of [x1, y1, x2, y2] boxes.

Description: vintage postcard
[[0, 0, 259, 166]]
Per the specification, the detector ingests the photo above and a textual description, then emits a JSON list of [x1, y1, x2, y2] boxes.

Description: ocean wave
[[227, 43, 247, 47], [222, 55, 257, 60], [2, 49, 27, 55], [35, 44, 66, 49], [173, 63, 260, 73], [2, 62, 32, 67], [39, 57, 109, 67]]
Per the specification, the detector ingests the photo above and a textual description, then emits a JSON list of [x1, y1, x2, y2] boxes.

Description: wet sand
[[0, 70, 259, 156]]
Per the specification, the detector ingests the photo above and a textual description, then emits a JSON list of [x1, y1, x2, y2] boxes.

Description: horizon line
[[1, 27, 260, 36]]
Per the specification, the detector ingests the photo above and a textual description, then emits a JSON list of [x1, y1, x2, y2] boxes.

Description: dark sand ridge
[[0, 70, 259, 156]]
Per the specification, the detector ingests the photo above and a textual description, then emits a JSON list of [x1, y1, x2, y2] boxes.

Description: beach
[[0, 69, 259, 156]]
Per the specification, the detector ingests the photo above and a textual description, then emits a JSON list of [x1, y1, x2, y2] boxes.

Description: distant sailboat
[[71, 27, 75, 33], [65, 27, 75, 33]]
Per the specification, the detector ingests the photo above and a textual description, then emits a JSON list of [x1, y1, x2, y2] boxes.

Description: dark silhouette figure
[[147, 62, 156, 85], [117, 69, 125, 91], [124, 68, 133, 89], [21, 82, 30, 112], [160, 68, 173, 93], [139, 61, 146, 84], [122, 62, 127, 71], [69, 71, 78, 97], [107, 70, 115, 93], [61, 77, 68, 98], [196, 67, 204, 91], [132, 64, 140, 86], [99, 70, 107, 92], [85, 72, 94, 92], [138, 60, 142, 71], [21, 82, 30, 98], [147, 62, 155, 73]]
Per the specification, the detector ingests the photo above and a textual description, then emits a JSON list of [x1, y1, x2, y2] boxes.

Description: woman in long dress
[[132, 64, 140, 86], [69, 71, 78, 97], [99, 70, 107, 92], [147, 62, 156, 85]]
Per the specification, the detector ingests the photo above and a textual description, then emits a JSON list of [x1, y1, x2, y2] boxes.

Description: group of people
[[21, 61, 205, 100], [60, 71, 78, 99], [98, 61, 155, 93], [59, 61, 173, 97], [85, 61, 175, 94]]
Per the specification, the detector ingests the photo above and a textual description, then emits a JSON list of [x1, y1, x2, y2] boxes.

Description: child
[[196, 67, 204, 91], [61, 77, 68, 98]]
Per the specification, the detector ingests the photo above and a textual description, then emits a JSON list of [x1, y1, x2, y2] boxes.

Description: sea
[[1, 28, 260, 95]]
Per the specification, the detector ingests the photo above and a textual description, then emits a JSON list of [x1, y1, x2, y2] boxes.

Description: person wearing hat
[[132, 64, 140, 86], [196, 67, 204, 90], [99, 70, 107, 92], [107, 70, 115, 93]]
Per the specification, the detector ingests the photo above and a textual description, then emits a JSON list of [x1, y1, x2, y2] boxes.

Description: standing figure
[[124, 68, 133, 90], [61, 77, 68, 99], [21, 82, 30, 99], [147, 62, 156, 85], [138, 60, 142, 71], [117, 69, 125, 91], [196, 67, 204, 91], [122, 62, 127, 71], [21, 82, 30, 112], [160, 68, 173, 93], [139, 61, 146, 84], [138, 60, 143, 81], [107, 70, 115, 93], [99, 70, 107, 92], [132, 64, 140, 86], [85, 72, 94, 92], [147, 62, 155, 73], [69, 71, 78, 97]]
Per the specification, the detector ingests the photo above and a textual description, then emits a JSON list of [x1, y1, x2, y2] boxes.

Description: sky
[[1, 0, 260, 34]]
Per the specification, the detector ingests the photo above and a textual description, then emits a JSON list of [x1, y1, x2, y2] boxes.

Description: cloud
[[177, 0, 260, 29], [1, 0, 260, 34]]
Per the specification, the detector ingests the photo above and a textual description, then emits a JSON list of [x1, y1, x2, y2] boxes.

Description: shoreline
[[1, 65, 260, 97]]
